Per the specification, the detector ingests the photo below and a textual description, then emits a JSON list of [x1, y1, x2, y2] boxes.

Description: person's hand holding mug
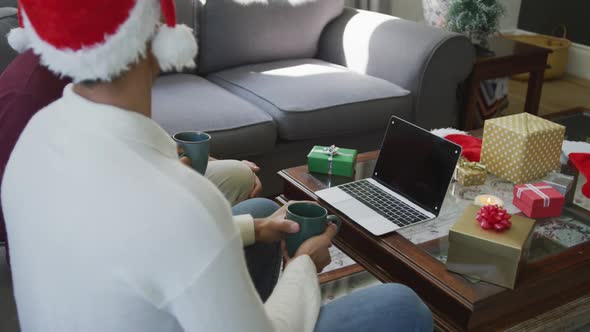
[[253, 202, 301, 243], [177, 146, 192, 167], [173, 131, 211, 174], [280, 202, 341, 273], [282, 223, 338, 273]]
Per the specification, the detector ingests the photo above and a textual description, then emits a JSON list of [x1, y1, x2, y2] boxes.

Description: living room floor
[[505, 74, 590, 116]]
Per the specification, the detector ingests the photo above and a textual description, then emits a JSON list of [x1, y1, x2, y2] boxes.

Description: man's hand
[[242, 160, 263, 198], [177, 146, 192, 167], [282, 222, 338, 273], [254, 203, 301, 243]]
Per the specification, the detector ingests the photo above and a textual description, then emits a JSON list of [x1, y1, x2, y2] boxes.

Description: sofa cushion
[[174, 0, 198, 32], [0, 1, 17, 8], [0, 7, 18, 74], [208, 59, 412, 140], [152, 74, 277, 158], [198, 0, 344, 74]]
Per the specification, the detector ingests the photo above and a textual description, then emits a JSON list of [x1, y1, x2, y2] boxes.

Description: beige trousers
[[205, 160, 256, 206]]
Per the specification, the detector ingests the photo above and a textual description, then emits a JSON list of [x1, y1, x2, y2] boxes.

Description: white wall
[[499, 0, 522, 31], [391, 0, 424, 22], [390, 0, 522, 30]]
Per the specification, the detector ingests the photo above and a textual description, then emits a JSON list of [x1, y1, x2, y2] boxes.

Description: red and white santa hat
[[7, 0, 197, 83]]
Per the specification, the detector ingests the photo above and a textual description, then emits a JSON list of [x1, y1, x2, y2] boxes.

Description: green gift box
[[307, 145, 358, 177]]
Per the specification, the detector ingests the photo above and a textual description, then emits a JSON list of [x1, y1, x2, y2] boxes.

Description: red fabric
[[17, 2, 23, 28], [21, 0, 136, 50], [569, 153, 590, 198], [0, 51, 69, 247], [160, 0, 177, 27], [513, 182, 565, 218], [444, 134, 482, 162]]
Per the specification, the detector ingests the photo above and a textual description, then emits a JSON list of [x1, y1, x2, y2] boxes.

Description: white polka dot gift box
[[480, 113, 565, 184]]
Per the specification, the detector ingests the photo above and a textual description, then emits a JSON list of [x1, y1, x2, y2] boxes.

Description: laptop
[[316, 116, 462, 236]]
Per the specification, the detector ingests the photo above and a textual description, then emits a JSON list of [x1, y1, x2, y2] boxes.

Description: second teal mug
[[285, 202, 341, 257], [173, 131, 211, 174]]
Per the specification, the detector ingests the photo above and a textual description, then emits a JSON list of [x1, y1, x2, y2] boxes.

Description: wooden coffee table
[[278, 136, 590, 331]]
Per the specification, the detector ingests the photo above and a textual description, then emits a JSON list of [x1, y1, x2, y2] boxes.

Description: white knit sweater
[[1, 85, 320, 332]]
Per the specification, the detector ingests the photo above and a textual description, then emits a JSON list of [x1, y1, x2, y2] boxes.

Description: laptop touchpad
[[333, 199, 379, 220]]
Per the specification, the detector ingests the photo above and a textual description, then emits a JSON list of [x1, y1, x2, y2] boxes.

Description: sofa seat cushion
[[152, 74, 277, 158], [208, 59, 412, 140]]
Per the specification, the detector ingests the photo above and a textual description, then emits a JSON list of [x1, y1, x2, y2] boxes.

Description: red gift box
[[513, 182, 565, 218]]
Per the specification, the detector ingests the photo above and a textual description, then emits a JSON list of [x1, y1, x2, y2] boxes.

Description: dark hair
[[79, 80, 104, 87]]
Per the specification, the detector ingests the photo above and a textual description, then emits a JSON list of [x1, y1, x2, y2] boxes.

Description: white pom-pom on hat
[[152, 24, 198, 72], [7, 4, 30, 53], [154, 0, 198, 72], [7, 27, 30, 53]]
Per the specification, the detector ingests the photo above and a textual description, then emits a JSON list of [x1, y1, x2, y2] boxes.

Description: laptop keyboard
[[339, 179, 429, 228]]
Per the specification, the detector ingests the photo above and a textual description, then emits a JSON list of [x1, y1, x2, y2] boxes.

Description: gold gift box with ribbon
[[455, 157, 487, 186], [480, 113, 565, 184], [446, 205, 536, 289]]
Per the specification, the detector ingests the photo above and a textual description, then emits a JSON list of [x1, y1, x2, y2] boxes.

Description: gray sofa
[[1, 0, 474, 195]]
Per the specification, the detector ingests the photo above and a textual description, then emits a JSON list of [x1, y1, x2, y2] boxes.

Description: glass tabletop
[[548, 110, 590, 143], [310, 158, 590, 264], [402, 172, 589, 264]]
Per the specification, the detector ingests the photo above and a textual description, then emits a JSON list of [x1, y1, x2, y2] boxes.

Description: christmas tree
[[446, 0, 505, 44]]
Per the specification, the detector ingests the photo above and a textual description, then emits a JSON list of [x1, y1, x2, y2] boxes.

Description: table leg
[[462, 75, 480, 130], [524, 69, 545, 116]]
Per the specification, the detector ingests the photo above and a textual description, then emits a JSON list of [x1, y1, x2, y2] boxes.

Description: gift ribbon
[[516, 184, 553, 208], [312, 145, 353, 175], [459, 159, 487, 172]]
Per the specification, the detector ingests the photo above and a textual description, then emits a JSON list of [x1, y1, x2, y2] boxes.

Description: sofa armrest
[[318, 7, 475, 129], [0, 7, 18, 75]]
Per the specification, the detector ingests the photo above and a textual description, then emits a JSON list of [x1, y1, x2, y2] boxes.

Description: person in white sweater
[[2, 1, 433, 331]]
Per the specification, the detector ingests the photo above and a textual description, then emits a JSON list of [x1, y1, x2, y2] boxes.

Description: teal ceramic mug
[[285, 202, 341, 257], [173, 131, 211, 174]]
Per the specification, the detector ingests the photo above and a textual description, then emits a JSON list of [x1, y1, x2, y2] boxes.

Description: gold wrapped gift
[[455, 158, 487, 186], [446, 205, 536, 289], [480, 113, 565, 184]]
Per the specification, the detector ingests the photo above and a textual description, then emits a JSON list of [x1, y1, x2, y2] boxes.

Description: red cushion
[[569, 153, 590, 198], [0, 51, 69, 244]]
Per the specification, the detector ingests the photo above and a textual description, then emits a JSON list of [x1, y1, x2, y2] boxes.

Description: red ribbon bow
[[476, 205, 512, 232]]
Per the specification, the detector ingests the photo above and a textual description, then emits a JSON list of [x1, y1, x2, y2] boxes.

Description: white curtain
[[345, 0, 392, 13]]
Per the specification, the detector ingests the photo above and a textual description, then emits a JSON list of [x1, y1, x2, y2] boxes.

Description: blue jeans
[[232, 198, 282, 302], [314, 284, 433, 332], [233, 198, 433, 331]]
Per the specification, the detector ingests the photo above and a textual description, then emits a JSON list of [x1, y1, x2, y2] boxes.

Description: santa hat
[[7, 0, 197, 83], [431, 128, 483, 162]]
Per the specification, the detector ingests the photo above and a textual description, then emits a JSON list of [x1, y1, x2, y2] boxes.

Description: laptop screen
[[373, 117, 461, 215]]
